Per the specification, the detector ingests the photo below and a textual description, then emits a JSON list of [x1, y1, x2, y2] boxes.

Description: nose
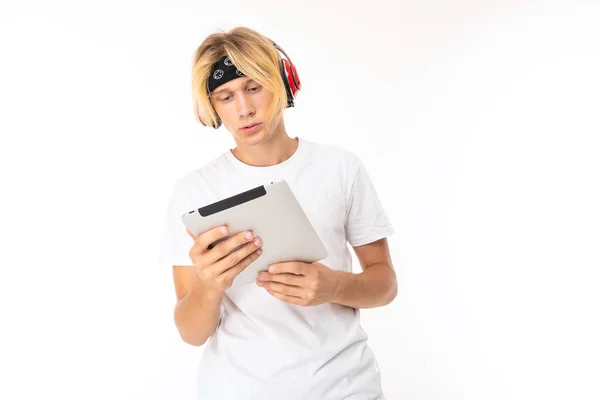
[[236, 93, 255, 119]]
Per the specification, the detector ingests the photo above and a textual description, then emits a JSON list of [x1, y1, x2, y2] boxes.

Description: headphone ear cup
[[289, 62, 301, 92], [269, 40, 299, 108], [283, 59, 299, 96], [280, 59, 295, 108]]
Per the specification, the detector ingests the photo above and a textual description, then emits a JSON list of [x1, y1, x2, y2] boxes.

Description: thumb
[[186, 228, 196, 240]]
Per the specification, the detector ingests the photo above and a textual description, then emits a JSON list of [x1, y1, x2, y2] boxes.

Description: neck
[[231, 119, 299, 167]]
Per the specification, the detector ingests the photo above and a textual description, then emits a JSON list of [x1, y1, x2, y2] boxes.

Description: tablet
[[180, 180, 328, 288]]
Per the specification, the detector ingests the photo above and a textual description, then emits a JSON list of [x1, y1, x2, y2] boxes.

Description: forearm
[[331, 264, 398, 309], [174, 275, 224, 346]]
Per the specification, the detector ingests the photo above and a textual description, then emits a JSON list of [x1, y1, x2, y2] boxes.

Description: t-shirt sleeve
[[158, 180, 195, 268], [345, 156, 395, 247]]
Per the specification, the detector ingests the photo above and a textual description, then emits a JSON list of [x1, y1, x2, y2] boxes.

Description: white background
[[1, 1, 599, 399]]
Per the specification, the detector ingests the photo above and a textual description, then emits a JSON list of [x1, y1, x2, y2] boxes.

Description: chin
[[236, 126, 270, 145]]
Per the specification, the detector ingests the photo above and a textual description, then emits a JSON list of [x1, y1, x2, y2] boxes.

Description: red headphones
[[272, 40, 302, 108], [199, 39, 302, 129]]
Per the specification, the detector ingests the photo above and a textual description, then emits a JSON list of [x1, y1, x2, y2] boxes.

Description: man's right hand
[[186, 226, 263, 292]]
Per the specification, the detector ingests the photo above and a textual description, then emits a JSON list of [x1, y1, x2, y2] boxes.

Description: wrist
[[190, 274, 224, 301], [331, 270, 351, 304]]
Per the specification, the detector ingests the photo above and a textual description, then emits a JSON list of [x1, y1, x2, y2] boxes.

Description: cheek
[[215, 108, 234, 126], [259, 91, 275, 106]]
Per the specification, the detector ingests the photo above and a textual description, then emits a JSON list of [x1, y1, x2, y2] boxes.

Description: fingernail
[[246, 231, 254, 240], [220, 226, 228, 235], [254, 238, 261, 246], [256, 249, 263, 255]]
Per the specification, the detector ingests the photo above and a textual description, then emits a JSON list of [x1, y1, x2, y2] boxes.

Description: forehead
[[212, 77, 254, 94]]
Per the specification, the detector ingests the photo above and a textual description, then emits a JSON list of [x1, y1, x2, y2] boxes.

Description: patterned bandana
[[207, 55, 246, 95]]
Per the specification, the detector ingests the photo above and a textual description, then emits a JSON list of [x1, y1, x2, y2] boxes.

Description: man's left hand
[[256, 262, 341, 306]]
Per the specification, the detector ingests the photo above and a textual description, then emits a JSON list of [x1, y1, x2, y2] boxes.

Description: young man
[[159, 26, 397, 399]]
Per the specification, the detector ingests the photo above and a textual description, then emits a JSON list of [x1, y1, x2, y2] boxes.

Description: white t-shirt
[[159, 137, 394, 400]]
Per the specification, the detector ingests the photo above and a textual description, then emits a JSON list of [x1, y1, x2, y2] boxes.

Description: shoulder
[[300, 139, 366, 203], [167, 152, 232, 211], [176, 152, 231, 190], [304, 138, 362, 172]]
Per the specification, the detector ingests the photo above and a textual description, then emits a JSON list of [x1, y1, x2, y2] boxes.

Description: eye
[[219, 86, 260, 102]]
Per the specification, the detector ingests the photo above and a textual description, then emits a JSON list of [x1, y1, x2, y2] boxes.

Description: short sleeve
[[158, 180, 195, 268], [345, 157, 395, 247]]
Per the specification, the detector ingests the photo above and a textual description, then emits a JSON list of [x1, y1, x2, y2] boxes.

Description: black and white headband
[[207, 55, 246, 96]]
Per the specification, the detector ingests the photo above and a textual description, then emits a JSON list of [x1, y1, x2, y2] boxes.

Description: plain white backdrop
[[1, 0, 599, 399]]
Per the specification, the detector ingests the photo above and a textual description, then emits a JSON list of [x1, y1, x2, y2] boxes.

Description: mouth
[[240, 122, 262, 133]]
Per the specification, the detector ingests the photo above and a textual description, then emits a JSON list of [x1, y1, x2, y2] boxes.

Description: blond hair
[[191, 27, 288, 132]]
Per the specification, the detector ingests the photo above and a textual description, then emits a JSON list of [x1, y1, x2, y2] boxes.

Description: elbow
[[179, 332, 208, 347], [380, 286, 397, 307], [384, 273, 398, 305], [174, 322, 213, 346], [173, 312, 212, 347], [387, 284, 398, 304]]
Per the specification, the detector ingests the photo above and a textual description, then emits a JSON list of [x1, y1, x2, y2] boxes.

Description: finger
[[212, 239, 263, 273], [206, 231, 260, 265], [268, 261, 305, 275], [193, 225, 229, 252], [186, 228, 196, 240], [258, 272, 304, 287], [221, 247, 264, 283], [265, 288, 306, 306], [259, 281, 305, 297]]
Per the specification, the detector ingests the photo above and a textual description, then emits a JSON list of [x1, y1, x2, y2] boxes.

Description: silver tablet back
[[181, 180, 328, 288]]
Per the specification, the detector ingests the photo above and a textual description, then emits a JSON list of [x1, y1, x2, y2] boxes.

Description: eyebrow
[[211, 78, 254, 96]]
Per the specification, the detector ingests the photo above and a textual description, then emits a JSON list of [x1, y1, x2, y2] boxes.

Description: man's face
[[210, 76, 276, 145]]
